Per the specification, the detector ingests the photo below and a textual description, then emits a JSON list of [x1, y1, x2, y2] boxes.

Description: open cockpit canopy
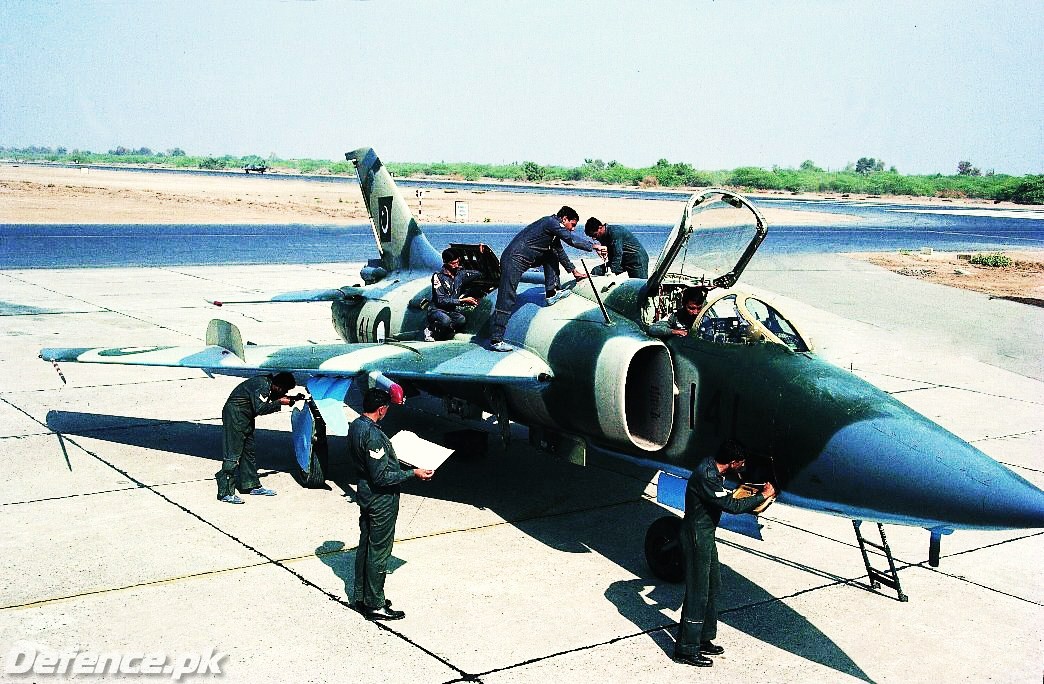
[[642, 189, 767, 326]]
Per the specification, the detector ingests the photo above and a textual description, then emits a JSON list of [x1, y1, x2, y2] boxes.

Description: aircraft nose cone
[[810, 416, 1044, 530]]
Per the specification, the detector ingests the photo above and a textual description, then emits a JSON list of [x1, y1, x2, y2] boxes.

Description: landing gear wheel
[[645, 515, 684, 583]]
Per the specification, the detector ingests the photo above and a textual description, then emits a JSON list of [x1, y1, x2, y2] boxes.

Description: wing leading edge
[[40, 339, 553, 386]]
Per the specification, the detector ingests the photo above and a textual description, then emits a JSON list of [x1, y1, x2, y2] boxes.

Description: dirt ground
[[0, 164, 853, 227], [846, 250, 1044, 305], [3, 163, 1042, 303]]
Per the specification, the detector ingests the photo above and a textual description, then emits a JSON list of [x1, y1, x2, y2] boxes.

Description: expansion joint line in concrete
[[911, 530, 1044, 607], [731, 513, 1044, 607], [1, 473, 251, 507], [883, 374, 1044, 406], [1, 560, 275, 611], [6, 386, 653, 679], [1, 271, 203, 342], [450, 579, 865, 681], [717, 536, 860, 587], [9, 409, 470, 677]]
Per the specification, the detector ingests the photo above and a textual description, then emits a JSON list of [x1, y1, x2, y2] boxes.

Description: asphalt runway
[[1, 257, 1041, 682]]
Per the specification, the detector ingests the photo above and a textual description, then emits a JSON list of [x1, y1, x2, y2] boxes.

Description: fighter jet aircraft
[[40, 147, 1044, 597]]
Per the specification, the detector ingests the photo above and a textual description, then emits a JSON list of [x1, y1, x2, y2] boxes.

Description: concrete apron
[[0, 260, 1040, 683]]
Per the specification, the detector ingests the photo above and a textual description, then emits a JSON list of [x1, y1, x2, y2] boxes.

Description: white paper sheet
[[391, 430, 455, 471]]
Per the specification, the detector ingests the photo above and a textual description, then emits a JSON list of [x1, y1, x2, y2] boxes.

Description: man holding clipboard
[[349, 388, 434, 620]]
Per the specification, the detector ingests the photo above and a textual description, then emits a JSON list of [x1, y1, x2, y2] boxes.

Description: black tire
[[645, 515, 684, 583]]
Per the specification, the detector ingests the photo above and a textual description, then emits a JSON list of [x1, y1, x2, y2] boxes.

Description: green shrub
[[521, 161, 546, 182], [969, 253, 1012, 267], [1001, 176, 1044, 205]]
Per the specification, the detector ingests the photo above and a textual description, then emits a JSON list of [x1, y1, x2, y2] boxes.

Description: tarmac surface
[[1, 256, 1041, 683]]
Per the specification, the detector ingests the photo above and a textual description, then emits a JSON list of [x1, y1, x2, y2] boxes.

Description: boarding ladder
[[853, 520, 908, 602]]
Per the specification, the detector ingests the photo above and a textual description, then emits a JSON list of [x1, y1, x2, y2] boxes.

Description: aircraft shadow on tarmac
[[47, 409, 869, 681], [0, 300, 62, 316]]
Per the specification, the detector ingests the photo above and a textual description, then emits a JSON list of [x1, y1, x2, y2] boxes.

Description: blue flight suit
[[216, 375, 283, 499], [427, 266, 482, 339], [490, 215, 598, 343], [599, 224, 649, 278], [349, 414, 415, 611], [675, 456, 766, 659]]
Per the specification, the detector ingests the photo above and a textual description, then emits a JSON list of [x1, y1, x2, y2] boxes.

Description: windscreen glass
[[744, 297, 809, 352]]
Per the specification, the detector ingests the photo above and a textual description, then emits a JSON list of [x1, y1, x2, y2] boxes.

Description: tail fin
[[346, 147, 441, 273]]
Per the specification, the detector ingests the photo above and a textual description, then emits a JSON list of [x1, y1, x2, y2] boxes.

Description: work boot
[[673, 652, 713, 667], [699, 641, 725, 656], [219, 494, 244, 504], [354, 599, 392, 612], [248, 487, 276, 496], [366, 605, 405, 621]]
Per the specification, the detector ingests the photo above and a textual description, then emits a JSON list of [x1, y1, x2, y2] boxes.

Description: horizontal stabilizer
[[208, 287, 366, 307]]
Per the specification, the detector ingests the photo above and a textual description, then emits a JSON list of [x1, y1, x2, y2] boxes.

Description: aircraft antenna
[[580, 259, 612, 326]]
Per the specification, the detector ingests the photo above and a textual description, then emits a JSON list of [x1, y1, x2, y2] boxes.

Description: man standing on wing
[[488, 206, 606, 352]]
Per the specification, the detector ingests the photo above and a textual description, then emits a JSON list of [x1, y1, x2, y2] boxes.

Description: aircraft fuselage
[[328, 271, 1044, 532]]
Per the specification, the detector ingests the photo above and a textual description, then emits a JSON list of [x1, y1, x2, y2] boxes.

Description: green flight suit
[[216, 375, 283, 499], [647, 309, 698, 338], [348, 414, 415, 610], [675, 456, 766, 658], [602, 224, 649, 278]]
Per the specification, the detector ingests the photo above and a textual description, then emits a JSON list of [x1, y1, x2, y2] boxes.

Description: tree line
[[1, 145, 1040, 205]]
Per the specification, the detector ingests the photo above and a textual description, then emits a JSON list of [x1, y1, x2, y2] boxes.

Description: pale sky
[[2, 0, 1041, 174]]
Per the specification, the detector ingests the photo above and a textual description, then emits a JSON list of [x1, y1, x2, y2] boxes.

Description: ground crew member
[[488, 206, 607, 352], [217, 372, 300, 504], [425, 247, 482, 341], [674, 440, 776, 667], [648, 286, 708, 338], [583, 217, 649, 278], [350, 388, 433, 620]]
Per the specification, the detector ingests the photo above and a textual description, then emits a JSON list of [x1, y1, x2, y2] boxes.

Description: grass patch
[[969, 253, 1012, 267]]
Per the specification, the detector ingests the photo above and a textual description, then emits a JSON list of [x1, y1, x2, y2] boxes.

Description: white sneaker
[[546, 290, 572, 306], [489, 340, 514, 353], [423, 328, 435, 342]]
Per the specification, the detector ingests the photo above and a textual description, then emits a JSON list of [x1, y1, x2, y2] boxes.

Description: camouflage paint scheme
[[41, 147, 1044, 548]]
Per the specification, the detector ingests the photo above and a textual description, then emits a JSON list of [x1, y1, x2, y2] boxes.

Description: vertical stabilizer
[[346, 147, 441, 273]]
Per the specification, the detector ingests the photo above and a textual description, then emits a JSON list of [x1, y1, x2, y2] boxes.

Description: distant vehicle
[[243, 163, 267, 174]]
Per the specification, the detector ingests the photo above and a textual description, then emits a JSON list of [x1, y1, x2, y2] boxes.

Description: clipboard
[[392, 430, 454, 471], [734, 482, 775, 514]]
